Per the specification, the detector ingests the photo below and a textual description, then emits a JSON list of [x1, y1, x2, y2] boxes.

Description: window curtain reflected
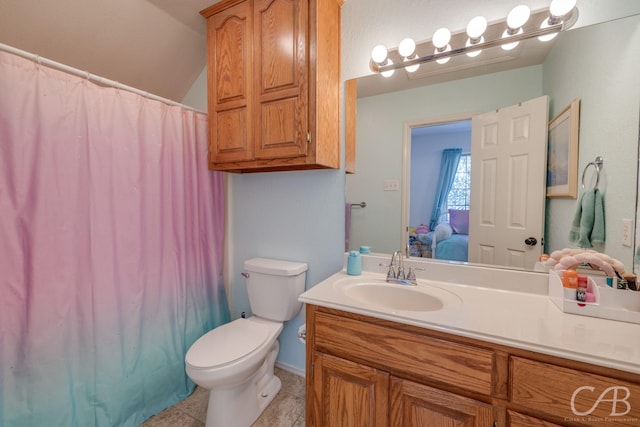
[[0, 50, 229, 426], [429, 148, 462, 230]]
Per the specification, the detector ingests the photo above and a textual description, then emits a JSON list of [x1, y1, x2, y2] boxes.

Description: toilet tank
[[244, 258, 308, 322]]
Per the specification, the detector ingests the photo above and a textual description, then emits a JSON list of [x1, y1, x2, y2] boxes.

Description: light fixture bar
[[371, 9, 576, 74]]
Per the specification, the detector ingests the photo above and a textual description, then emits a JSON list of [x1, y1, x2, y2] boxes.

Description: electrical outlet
[[383, 179, 400, 191], [622, 218, 633, 247]]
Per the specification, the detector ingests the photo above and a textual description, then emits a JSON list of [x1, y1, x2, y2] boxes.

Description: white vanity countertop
[[299, 254, 640, 375]]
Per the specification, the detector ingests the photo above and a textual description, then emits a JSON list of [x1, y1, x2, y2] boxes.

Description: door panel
[[390, 377, 494, 426], [469, 96, 548, 268], [313, 352, 389, 427]]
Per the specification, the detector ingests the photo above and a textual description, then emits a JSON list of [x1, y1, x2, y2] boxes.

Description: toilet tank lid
[[244, 258, 308, 276]]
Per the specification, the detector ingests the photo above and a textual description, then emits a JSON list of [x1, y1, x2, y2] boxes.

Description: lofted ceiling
[[0, 0, 219, 102]]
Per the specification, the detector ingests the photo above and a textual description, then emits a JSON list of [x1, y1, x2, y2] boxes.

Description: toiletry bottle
[[623, 273, 637, 291], [562, 270, 578, 300], [347, 251, 362, 275], [576, 274, 588, 302]]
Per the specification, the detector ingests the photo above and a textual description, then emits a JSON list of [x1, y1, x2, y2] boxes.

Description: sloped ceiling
[[0, 0, 218, 102]]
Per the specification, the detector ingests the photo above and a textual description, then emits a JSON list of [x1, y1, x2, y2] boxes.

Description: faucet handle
[[386, 266, 396, 280], [406, 267, 424, 283]]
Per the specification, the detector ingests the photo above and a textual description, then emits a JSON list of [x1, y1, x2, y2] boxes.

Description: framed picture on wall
[[546, 98, 580, 198]]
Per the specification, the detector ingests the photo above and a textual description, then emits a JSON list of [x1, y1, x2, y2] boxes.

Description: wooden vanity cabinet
[[200, 0, 342, 173], [305, 305, 640, 427]]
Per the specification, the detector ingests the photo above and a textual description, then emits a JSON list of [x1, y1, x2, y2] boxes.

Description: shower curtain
[[0, 51, 229, 426]]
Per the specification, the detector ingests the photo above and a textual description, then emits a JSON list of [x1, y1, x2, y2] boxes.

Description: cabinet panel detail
[[390, 377, 494, 427], [313, 352, 389, 427], [214, 15, 249, 102]]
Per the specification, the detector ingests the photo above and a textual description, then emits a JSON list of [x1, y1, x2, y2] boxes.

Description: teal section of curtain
[[0, 50, 229, 426], [429, 148, 462, 230]]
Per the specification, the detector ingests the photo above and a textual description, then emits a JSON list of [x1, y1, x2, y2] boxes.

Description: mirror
[[346, 12, 640, 272]]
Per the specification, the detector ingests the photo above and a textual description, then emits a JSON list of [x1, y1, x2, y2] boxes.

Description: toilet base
[[204, 341, 281, 427]]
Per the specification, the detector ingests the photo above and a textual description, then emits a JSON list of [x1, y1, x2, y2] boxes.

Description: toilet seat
[[186, 318, 271, 370]]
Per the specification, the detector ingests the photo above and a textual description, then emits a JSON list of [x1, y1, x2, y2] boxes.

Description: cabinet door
[[208, 0, 254, 164], [312, 352, 389, 427], [253, 0, 309, 160], [390, 377, 494, 427]]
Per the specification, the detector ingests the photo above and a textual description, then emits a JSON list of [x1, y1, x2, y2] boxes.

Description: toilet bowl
[[185, 257, 307, 427], [186, 317, 283, 427]]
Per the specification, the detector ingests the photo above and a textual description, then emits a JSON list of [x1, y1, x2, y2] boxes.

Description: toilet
[[185, 257, 308, 427]]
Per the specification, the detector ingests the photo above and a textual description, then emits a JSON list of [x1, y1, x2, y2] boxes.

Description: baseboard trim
[[275, 360, 305, 378]]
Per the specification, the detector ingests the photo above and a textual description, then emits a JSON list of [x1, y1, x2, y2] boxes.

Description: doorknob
[[524, 237, 538, 246]]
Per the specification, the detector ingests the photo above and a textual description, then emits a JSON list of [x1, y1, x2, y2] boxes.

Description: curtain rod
[[0, 42, 206, 115]]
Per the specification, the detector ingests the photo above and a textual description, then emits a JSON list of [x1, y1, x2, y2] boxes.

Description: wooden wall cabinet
[[306, 305, 640, 426], [200, 0, 342, 173]]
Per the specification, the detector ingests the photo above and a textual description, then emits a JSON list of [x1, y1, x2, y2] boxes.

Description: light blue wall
[[410, 131, 471, 228], [543, 14, 640, 268], [227, 171, 345, 370]]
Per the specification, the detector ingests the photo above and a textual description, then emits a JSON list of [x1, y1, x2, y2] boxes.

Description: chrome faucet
[[386, 250, 417, 285]]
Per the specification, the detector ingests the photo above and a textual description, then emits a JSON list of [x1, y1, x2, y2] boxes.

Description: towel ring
[[581, 156, 603, 189]]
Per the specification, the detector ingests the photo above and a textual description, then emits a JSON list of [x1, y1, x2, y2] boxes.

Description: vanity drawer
[[313, 311, 494, 395], [510, 357, 640, 426], [507, 410, 562, 426]]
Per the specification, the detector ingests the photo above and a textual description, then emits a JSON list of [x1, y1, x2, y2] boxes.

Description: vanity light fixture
[[369, 0, 578, 76]]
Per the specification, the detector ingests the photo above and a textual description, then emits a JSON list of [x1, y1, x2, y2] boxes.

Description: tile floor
[[140, 368, 306, 427]]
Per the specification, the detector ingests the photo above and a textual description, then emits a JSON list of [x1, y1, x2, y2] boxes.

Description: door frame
[[401, 111, 480, 255]]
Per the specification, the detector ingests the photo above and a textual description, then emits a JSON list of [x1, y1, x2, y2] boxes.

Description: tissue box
[[548, 270, 640, 324]]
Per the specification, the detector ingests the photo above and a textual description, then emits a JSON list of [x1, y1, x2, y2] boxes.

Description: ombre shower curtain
[[0, 51, 229, 426]]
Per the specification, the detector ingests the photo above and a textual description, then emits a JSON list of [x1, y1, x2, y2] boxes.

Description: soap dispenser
[[347, 251, 362, 275]]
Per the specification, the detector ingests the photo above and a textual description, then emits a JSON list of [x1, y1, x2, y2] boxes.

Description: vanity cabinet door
[[312, 352, 389, 427], [390, 377, 494, 426]]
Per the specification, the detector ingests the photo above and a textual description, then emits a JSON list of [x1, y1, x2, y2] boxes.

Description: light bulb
[[403, 56, 419, 73], [550, 0, 577, 18], [507, 5, 530, 30], [432, 28, 451, 49], [371, 44, 388, 64], [465, 37, 484, 57], [466, 16, 487, 40], [538, 20, 558, 42], [501, 28, 522, 50], [398, 38, 416, 58], [381, 59, 395, 77], [434, 45, 451, 64]]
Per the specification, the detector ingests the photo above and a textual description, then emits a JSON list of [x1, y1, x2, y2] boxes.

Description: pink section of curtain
[[0, 51, 228, 426]]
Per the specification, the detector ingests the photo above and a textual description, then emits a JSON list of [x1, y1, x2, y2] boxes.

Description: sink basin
[[334, 277, 461, 313]]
